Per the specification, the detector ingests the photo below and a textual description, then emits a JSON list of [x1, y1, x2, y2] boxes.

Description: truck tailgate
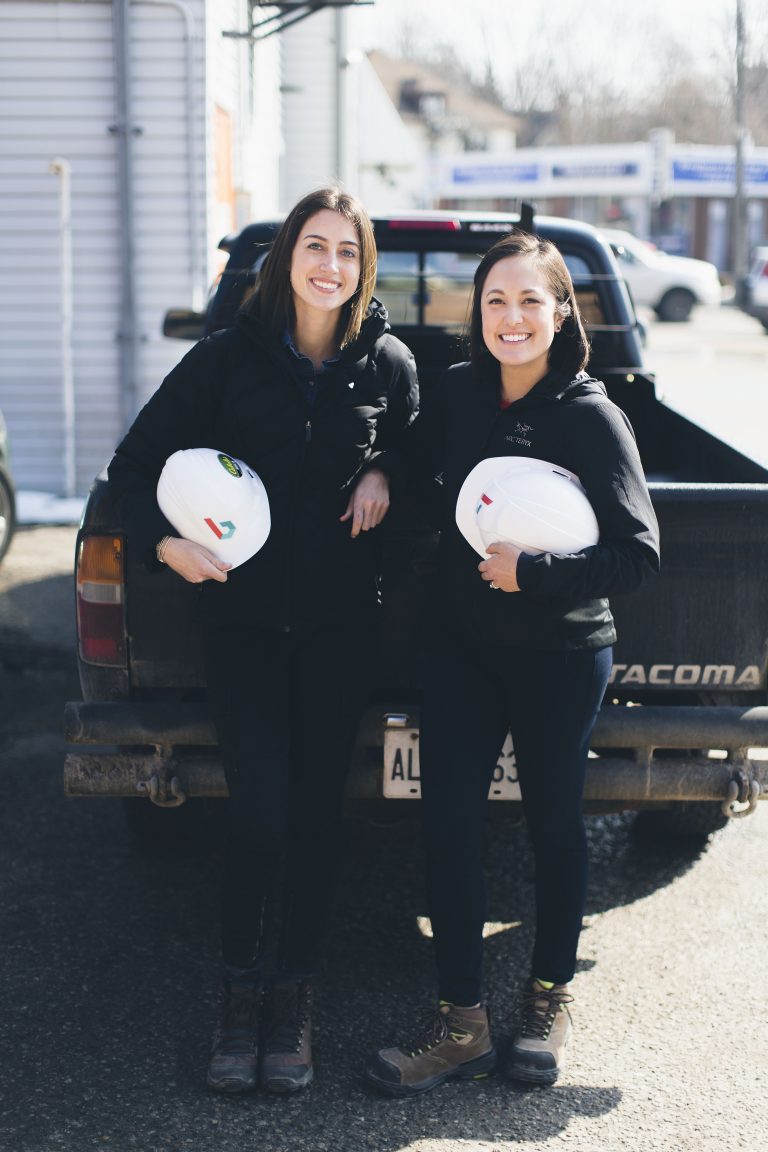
[[610, 484, 768, 694]]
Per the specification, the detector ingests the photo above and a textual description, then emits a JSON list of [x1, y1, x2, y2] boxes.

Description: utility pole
[[733, 0, 748, 303]]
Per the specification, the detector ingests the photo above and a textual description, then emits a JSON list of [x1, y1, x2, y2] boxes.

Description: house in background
[[358, 50, 520, 210]]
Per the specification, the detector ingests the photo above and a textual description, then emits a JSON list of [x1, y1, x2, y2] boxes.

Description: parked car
[[65, 209, 768, 845], [600, 228, 722, 322], [742, 245, 768, 331], [0, 407, 16, 566]]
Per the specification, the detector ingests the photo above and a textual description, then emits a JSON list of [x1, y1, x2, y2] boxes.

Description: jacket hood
[[539, 369, 607, 402], [234, 296, 390, 364], [467, 359, 607, 407]]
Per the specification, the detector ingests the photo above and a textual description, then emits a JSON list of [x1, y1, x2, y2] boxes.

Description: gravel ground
[[0, 526, 766, 1152]]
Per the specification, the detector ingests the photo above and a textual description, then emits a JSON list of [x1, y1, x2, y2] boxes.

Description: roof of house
[[367, 49, 521, 134]]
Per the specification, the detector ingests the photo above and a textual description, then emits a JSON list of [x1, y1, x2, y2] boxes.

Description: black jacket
[[410, 362, 660, 650], [108, 301, 418, 630]]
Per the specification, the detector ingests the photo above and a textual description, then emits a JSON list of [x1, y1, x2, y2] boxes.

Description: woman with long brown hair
[[108, 187, 418, 1095]]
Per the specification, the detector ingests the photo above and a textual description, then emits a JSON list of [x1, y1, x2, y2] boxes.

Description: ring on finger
[[489, 581, 498, 590]]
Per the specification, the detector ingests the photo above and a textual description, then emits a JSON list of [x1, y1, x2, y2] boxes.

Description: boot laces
[[214, 983, 258, 1054], [264, 982, 311, 1055], [519, 985, 573, 1041], [406, 1007, 469, 1058]]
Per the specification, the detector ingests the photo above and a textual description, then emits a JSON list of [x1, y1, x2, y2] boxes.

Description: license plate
[[383, 728, 521, 800]]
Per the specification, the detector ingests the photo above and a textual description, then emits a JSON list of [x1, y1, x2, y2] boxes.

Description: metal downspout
[[111, 0, 140, 431], [333, 8, 347, 184], [49, 158, 76, 497]]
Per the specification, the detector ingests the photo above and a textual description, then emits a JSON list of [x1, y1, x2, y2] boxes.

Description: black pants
[[205, 626, 368, 975], [420, 632, 612, 1005]]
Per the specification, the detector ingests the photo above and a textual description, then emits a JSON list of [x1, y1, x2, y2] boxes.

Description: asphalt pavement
[[0, 519, 767, 1152]]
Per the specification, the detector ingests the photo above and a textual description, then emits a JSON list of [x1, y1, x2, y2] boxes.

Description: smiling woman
[[479, 257, 564, 400], [254, 187, 378, 354], [106, 185, 418, 1096], [289, 210, 362, 330], [366, 228, 659, 1098]]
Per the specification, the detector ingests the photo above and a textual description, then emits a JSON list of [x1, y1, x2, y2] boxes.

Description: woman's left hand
[[340, 468, 390, 537], [478, 541, 522, 592]]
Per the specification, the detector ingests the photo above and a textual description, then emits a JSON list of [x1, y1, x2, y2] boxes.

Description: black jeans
[[205, 625, 368, 975], [420, 632, 612, 1005]]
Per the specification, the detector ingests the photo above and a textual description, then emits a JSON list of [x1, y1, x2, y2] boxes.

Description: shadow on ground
[[0, 566, 719, 1152]]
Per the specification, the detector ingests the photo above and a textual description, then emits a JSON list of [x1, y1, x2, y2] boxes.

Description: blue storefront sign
[[452, 164, 539, 184], [552, 162, 639, 179], [673, 159, 768, 185]]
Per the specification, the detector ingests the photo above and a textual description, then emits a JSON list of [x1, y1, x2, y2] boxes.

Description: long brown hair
[[248, 187, 377, 348], [469, 231, 590, 377]]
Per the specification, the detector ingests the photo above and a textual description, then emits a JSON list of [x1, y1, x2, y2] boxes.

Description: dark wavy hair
[[246, 187, 377, 348], [469, 231, 590, 377]]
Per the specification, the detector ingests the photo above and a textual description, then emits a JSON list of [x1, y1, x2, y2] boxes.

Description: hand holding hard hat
[[455, 456, 599, 562], [157, 448, 271, 574]]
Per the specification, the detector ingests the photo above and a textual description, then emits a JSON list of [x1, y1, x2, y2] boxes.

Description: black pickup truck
[[64, 208, 768, 840]]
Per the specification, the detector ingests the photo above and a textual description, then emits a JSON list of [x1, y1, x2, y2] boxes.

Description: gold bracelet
[[156, 536, 172, 564]]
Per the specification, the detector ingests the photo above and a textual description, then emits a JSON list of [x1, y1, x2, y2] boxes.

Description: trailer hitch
[[136, 772, 187, 808], [722, 760, 761, 819], [136, 746, 188, 808]]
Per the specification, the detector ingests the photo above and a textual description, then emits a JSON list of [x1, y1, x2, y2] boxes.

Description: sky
[[351, 0, 767, 104]]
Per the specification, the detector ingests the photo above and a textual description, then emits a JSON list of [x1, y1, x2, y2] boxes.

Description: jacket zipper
[[281, 405, 315, 630]]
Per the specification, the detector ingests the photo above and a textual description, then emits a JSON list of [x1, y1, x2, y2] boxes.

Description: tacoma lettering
[[608, 664, 761, 688]]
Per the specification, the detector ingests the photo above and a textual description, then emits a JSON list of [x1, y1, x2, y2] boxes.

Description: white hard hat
[[455, 456, 599, 558], [157, 448, 270, 568]]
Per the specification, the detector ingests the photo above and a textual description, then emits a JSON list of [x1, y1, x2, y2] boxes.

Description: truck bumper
[[64, 700, 768, 814]]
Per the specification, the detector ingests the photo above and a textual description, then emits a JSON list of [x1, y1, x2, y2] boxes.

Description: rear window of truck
[[376, 248, 605, 332]]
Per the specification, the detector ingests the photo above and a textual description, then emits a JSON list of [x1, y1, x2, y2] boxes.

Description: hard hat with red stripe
[[456, 456, 599, 559]]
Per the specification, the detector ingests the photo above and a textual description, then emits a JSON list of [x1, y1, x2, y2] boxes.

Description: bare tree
[[378, 0, 768, 147]]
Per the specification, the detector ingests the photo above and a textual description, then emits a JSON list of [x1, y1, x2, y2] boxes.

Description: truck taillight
[[76, 535, 127, 667], [385, 219, 461, 231]]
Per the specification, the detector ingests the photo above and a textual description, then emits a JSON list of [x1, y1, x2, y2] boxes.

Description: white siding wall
[[0, 1, 119, 495], [123, 0, 209, 419], [280, 7, 339, 209], [0, 0, 282, 496], [245, 18, 281, 220]]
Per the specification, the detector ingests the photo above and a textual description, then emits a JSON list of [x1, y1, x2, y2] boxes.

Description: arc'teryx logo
[[505, 420, 533, 448], [205, 518, 236, 540]]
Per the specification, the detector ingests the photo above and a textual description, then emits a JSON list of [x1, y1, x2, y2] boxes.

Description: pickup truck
[[64, 207, 768, 842]]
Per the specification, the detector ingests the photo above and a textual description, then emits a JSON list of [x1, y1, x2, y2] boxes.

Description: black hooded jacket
[[107, 300, 418, 631], [410, 361, 660, 650]]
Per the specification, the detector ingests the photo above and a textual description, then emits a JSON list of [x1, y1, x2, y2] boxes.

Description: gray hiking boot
[[366, 1002, 497, 1097], [507, 979, 573, 1086], [206, 974, 260, 1093], [260, 979, 314, 1093]]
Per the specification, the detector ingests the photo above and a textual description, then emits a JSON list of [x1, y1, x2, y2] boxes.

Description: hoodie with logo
[[107, 300, 418, 631], [409, 361, 660, 650]]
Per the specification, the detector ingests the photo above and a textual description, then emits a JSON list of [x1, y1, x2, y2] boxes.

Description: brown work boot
[[206, 973, 260, 1093], [260, 978, 314, 1093], [506, 979, 573, 1086], [366, 1002, 497, 1097]]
